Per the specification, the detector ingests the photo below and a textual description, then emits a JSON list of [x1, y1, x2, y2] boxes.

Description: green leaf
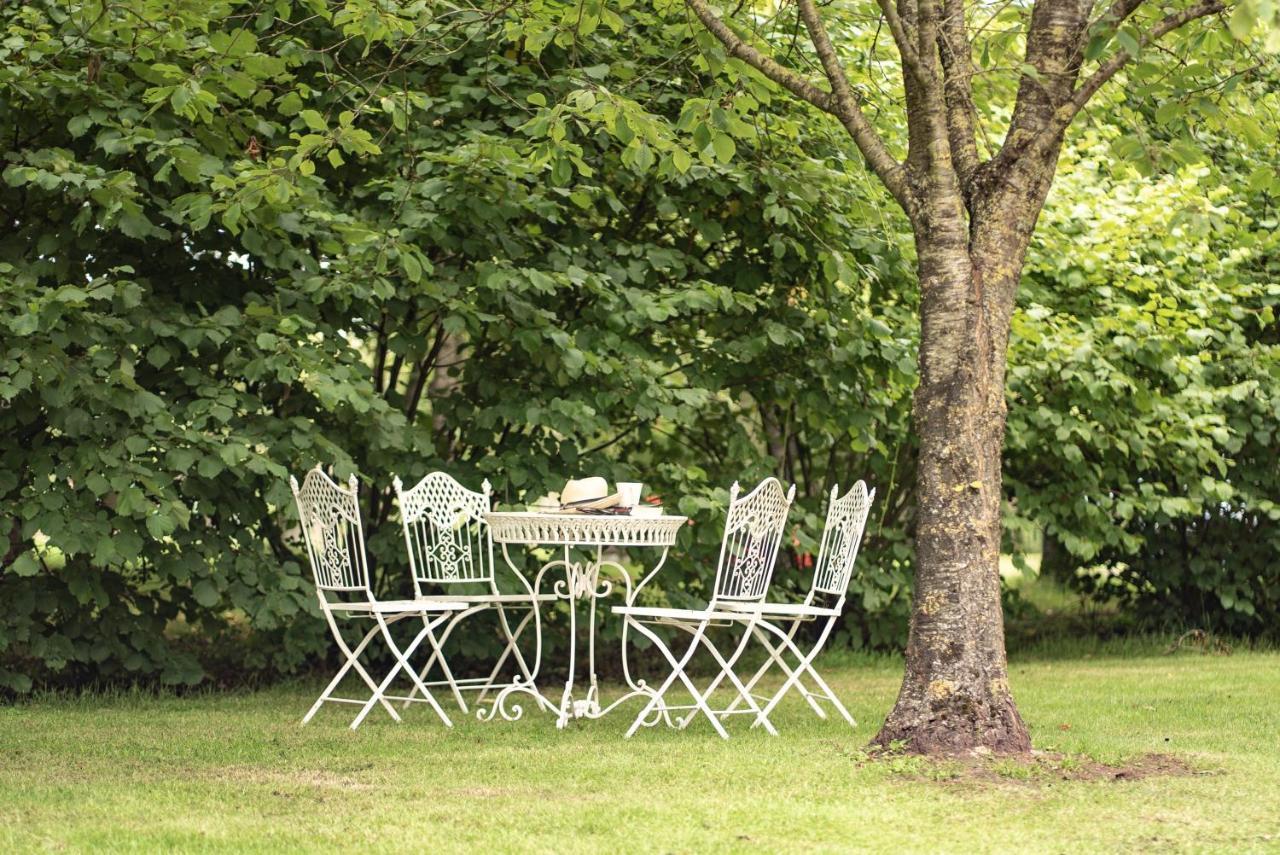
[[197, 456, 224, 478], [146, 512, 176, 539], [1084, 33, 1110, 62], [147, 346, 172, 368], [1229, 2, 1257, 40], [1116, 28, 1141, 57], [10, 551, 41, 577], [279, 92, 303, 115], [401, 252, 422, 283], [299, 109, 326, 131], [192, 579, 220, 608], [67, 115, 93, 138], [712, 134, 736, 163]]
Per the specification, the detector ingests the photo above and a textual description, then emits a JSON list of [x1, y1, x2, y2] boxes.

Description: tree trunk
[[871, 195, 1037, 754]]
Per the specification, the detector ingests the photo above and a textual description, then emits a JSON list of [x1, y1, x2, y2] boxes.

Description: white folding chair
[[613, 477, 797, 738], [718, 481, 875, 729], [392, 472, 556, 715], [290, 466, 466, 730]]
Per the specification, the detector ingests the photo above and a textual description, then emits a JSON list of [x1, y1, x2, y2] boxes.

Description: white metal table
[[478, 511, 687, 729]]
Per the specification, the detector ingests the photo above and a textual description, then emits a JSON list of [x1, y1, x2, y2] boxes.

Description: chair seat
[[326, 599, 469, 614], [719, 601, 840, 618], [612, 605, 758, 622], [416, 592, 558, 605]]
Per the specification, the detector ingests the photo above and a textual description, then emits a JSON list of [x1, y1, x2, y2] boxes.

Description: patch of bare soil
[[959, 750, 1202, 785], [831, 742, 1208, 787]]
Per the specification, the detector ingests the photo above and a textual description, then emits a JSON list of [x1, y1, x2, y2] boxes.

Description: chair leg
[[304, 610, 400, 725], [351, 613, 453, 729], [304, 622, 375, 725], [717, 645, 777, 719], [408, 614, 458, 726], [740, 630, 828, 720], [426, 611, 471, 713], [626, 620, 728, 739], [684, 620, 796, 721], [400, 608, 475, 713], [790, 643, 856, 728], [480, 605, 524, 695], [479, 606, 542, 703], [679, 622, 778, 736], [756, 618, 854, 729]]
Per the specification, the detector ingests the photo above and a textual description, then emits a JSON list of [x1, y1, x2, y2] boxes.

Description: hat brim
[[561, 493, 621, 510]]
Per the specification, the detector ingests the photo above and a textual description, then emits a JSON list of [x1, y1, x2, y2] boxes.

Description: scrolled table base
[[477, 512, 687, 730], [476, 678, 672, 729]]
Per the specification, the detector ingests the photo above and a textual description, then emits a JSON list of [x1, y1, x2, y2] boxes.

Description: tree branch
[[684, 0, 837, 112], [405, 322, 448, 423], [984, 0, 1097, 185], [1088, 0, 1149, 36], [875, 0, 924, 79], [1051, 0, 1226, 134], [794, 0, 918, 213], [684, 0, 916, 213], [910, 0, 960, 190], [938, 0, 982, 190]]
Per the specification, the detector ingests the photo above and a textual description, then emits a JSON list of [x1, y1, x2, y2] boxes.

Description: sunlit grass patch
[[2, 647, 1278, 852]]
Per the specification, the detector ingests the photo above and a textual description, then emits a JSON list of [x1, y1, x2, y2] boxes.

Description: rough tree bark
[[684, 0, 1228, 753]]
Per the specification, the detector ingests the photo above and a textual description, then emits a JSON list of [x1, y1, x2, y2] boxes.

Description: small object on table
[[559, 475, 621, 511], [617, 481, 643, 507]]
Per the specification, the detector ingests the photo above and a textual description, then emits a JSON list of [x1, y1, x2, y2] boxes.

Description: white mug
[[617, 481, 643, 508]]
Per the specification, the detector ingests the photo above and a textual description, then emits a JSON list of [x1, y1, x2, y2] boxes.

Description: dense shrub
[[0, 0, 918, 691], [1008, 108, 1280, 635]]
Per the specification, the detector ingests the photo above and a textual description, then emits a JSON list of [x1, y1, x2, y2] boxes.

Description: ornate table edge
[[483, 511, 688, 546]]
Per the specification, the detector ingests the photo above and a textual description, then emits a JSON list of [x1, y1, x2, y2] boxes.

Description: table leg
[[479, 542, 675, 727], [558, 546, 576, 728]]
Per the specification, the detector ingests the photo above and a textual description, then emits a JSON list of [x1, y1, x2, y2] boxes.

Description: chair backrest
[[811, 481, 876, 599], [393, 472, 493, 593], [713, 477, 797, 602], [290, 467, 371, 594]]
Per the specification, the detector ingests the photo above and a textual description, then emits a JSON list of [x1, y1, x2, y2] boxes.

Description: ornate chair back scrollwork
[[290, 467, 372, 598], [712, 477, 798, 603], [393, 472, 494, 597], [810, 481, 876, 602]]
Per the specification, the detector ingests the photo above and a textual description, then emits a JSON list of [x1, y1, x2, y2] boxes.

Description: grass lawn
[[2, 641, 1278, 853]]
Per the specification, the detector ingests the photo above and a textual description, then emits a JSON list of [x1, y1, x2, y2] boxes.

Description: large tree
[[675, 0, 1277, 753]]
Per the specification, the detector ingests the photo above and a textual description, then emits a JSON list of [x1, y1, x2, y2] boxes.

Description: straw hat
[[560, 476, 618, 508]]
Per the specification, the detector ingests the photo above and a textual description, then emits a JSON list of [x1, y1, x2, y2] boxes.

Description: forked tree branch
[[995, 0, 1097, 172], [875, 0, 924, 79], [938, 0, 982, 189], [1041, 0, 1226, 144], [795, 0, 917, 212], [685, 0, 917, 214], [911, 0, 960, 189], [684, 0, 836, 112]]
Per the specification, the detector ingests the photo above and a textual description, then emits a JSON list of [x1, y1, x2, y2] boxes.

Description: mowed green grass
[[2, 645, 1278, 853]]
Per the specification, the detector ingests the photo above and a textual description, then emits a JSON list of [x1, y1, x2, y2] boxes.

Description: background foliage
[[1009, 75, 1280, 634], [1, 0, 1275, 692]]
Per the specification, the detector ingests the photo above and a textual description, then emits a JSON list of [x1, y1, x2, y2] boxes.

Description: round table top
[[484, 511, 687, 547]]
